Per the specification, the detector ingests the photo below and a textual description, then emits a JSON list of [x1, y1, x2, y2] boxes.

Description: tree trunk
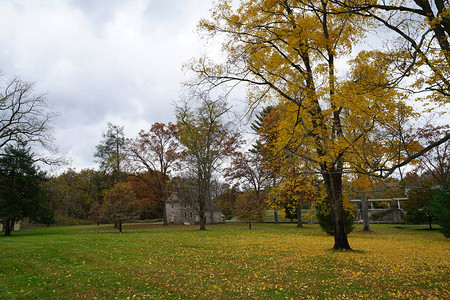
[[4, 219, 12, 236], [163, 199, 168, 226], [323, 172, 352, 250], [199, 195, 206, 230], [118, 220, 122, 232], [9, 217, 15, 233], [274, 209, 279, 224], [361, 194, 370, 232], [297, 201, 302, 227], [249, 220, 252, 229]]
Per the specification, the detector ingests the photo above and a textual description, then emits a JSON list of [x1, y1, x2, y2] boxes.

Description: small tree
[[100, 182, 138, 232], [0, 143, 51, 236], [284, 204, 297, 223], [234, 190, 266, 229]]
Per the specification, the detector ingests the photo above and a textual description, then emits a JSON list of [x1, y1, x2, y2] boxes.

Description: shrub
[[404, 187, 434, 228], [315, 197, 355, 235], [430, 184, 450, 238]]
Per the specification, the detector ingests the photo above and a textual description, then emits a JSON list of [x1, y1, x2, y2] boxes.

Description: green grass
[[0, 223, 449, 299]]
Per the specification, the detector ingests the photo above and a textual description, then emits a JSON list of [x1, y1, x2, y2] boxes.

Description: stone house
[[166, 194, 224, 225], [0, 221, 21, 232]]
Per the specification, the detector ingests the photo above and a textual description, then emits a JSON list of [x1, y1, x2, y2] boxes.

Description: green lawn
[[0, 223, 448, 299]]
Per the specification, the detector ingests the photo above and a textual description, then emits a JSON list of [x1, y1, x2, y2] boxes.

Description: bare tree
[[0, 76, 57, 157]]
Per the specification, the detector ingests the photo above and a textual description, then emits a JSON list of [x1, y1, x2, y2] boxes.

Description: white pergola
[[350, 198, 408, 210]]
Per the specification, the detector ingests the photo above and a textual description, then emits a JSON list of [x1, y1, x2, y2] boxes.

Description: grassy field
[[0, 223, 448, 299]]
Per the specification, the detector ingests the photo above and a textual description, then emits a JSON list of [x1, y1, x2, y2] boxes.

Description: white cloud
[[0, 0, 215, 171]]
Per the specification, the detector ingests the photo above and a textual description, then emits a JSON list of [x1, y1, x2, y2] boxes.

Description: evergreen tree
[[94, 123, 126, 185], [430, 182, 450, 237], [0, 143, 50, 236]]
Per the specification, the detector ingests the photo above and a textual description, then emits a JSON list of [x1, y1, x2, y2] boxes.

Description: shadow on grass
[[326, 248, 367, 254], [394, 225, 437, 231], [0, 229, 55, 238], [357, 229, 376, 234]]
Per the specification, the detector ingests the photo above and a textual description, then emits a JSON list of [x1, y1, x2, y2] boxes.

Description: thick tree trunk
[[361, 194, 370, 232], [323, 172, 352, 250], [4, 219, 12, 236], [297, 201, 302, 227], [249, 220, 252, 229], [118, 220, 122, 232], [10, 218, 16, 232], [274, 209, 279, 224], [199, 195, 206, 230], [9, 217, 15, 233]]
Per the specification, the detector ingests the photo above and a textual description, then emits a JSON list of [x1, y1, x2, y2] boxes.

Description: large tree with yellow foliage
[[190, 0, 431, 249]]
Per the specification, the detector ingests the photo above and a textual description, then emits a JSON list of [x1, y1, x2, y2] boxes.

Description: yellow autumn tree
[[271, 172, 318, 227], [191, 0, 426, 250]]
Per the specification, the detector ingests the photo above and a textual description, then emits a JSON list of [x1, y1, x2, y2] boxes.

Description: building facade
[[166, 195, 224, 225]]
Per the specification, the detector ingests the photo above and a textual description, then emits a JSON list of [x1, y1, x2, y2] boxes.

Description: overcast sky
[[0, 0, 218, 171], [1, 1, 448, 174]]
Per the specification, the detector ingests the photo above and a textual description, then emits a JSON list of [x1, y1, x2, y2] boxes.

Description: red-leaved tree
[[126, 122, 180, 225]]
